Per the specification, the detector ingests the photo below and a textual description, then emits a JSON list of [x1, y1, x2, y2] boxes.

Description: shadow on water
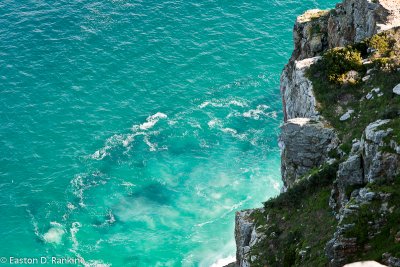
[[129, 183, 175, 205]]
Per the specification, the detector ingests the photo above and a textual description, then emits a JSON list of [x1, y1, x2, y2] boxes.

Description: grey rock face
[[292, 9, 330, 61], [235, 210, 255, 267], [336, 154, 364, 206], [327, 119, 400, 266], [362, 120, 400, 183], [290, 0, 400, 61], [327, 0, 399, 47], [235, 209, 266, 267], [281, 0, 400, 122], [331, 119, 400, 214], [339, 110, 355, 121], [393, 83, 400, 95], [327, 187, 380, 266], [281, 57, 321, 122], [280, 118, 339, 188]]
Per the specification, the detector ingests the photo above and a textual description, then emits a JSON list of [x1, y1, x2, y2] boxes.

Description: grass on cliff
[[248, 163, 339, 267], [306, 28, 400, 150], [380, 117, 400, 150], [340, 176, 400, 262]]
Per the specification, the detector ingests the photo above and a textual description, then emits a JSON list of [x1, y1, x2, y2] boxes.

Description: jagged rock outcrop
[[280, 118, 338, 188], [326, 187, 389, 267], [327, 0, 400, 47], [234, 209, 266, 267], [281, 0, 400, 122], [280, 57, 321, 121], [335, 153, 364, 207], [289, 0, 400, 63], [333, 120, 400, 209], [292, 9, 330, 61], [362, 119, 400, 183], [235, 210, 256, 267], [327, 119, 400, 266]]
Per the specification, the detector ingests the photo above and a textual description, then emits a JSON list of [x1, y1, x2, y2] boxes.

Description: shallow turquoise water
[[1, 0, 335, 266]]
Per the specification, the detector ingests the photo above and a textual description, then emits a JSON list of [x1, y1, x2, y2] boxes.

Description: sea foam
[[43, 222, 65, 244], [138, 112, 167, 130]]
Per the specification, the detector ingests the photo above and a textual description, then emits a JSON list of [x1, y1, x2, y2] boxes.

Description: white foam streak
[[208, 119, 221, 128], [144, 135, 157, 151], [199, 99, 248, 109], [139, 112, 167, 130], [71, 175, 85, 207], [243, 104, 276, 120], [210, 256, 236, 267], [221, 127, 247, 140], [70, 222, 81, 250], [26, 209, 41, 239]]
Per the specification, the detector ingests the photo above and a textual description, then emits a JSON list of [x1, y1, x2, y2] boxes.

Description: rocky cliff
[[232, 0, 400, 266]]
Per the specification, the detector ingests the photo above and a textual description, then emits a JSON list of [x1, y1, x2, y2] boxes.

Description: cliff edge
[[233, 0, 400, 266]]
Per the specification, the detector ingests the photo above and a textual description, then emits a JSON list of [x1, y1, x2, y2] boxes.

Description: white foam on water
[[91, 132, 147, 160], [91, 149, 107, 160], [71, 174, 85, 208], [199, 99, 248, 109], [143, 135, 157, 151], [67, 202, 76, 211], [210, 255, 236, 267], [228, 100, 247, 107], [62, 202, 77, 221], [199, 101, 211, 108], [43, 222, 65, 244], [91, 112, 168, 161], [221, 127, 237, 135], [226, 111, 242, 118], [221, 127, 247, 140], [195, 238, 236, 267], [243, 104, 273, 120], [121, 181, 135, 187], [26, 209, 41, 239], [188, 119, 202, 129], [91, 134, 124, 160], [207, 119, 221, 128], [72, 252, 111, 267], [273, 181, 280, 192], [70, 222, 81, 250], [139, 112, 167, 130], [199, 139, 210, 148]]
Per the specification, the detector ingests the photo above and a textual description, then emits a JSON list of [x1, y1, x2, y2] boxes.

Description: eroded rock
[[280, 118, 339, 188]]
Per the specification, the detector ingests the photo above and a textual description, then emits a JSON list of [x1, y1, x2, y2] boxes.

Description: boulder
[[393, 84, 400, 95], [340, 110, 355, 121], [362, 120, 400, 183], [280, 118, 339, 188]]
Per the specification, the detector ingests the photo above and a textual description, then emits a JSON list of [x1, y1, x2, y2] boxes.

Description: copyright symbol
[[0, 257, 6, 264]]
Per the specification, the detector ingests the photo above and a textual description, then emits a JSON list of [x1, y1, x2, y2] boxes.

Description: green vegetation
[[264, 162, 338, 209], [249, 28, 400, 267], [380, 117, 400, 144], [368, 32, 399, 71], [249, 164, 339, 267], [321, 47, 363, 84], [340, 176, 400, 261], [367, 32, 396, 57], [306, 28, 400, 149]]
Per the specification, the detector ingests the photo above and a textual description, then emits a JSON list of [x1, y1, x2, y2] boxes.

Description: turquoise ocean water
[[1, 0, 334, 266]]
